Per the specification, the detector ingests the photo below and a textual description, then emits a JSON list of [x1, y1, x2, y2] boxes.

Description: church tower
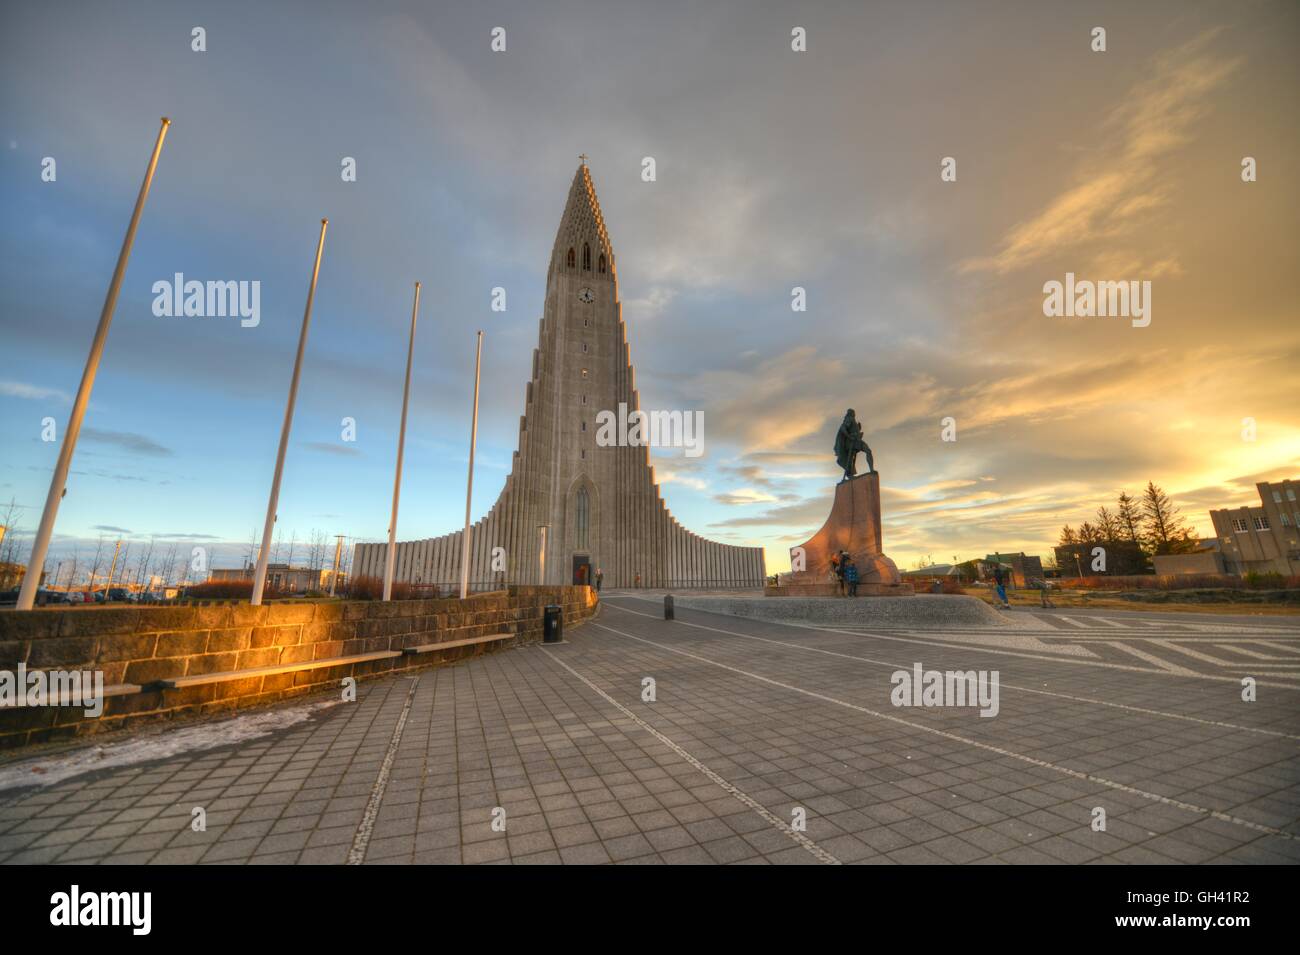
[[353, 162, 766, 589]]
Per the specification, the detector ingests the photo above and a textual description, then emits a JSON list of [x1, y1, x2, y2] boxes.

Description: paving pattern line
[[347, 678, 418, 865], [605, 602, 1300, 741], [1101, 640, 1197, 675], [618, 597, 1300, 690], [590, 619, 1298, 841], [540, 646, 841, 865]]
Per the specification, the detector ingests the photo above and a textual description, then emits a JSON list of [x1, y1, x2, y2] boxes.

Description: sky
[[1, 0, 1297, 582]]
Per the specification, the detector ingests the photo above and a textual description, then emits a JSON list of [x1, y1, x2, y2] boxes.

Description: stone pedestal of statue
[[767, 471, 912, 597]]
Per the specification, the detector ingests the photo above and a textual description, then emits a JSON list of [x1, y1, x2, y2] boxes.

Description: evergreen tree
[[1141, 480, 1198, 555], [1095, 506, 1122, 541], [1116, 491, 1144, 546], [1058, 525, 1077, 546]]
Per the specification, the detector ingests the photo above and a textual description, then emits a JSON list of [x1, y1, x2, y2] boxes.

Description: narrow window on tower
[[581, 420, 587, 432], [583, 243, 591, 271], [581, 368, 588, 378], [582, 342, 588, 352], [598, 254, 606, 274], [576, 487, 590, 549], [566, 247, 575, 268]]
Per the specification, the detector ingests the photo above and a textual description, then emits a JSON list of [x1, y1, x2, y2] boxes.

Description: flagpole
[[18, 118, 172, 611], [459, 331, 483, 600], [250, 218, 328, 606], [383, 282, 421, 601]]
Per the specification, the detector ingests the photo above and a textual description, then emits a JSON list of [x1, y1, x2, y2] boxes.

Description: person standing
[[843, 557, 859, 597], [992, 565, 1010, 609], [594, 568, 603, 593]]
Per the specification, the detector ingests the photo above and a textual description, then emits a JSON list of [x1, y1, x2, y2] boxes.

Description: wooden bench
[[155, 634, 517, 691], [401, 632, 515, 656], [156, 650, 402, 690], [5, 683, 142, 708]]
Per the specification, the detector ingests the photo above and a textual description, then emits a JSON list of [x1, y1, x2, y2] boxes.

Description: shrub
[[343, 575, 418, 600], [1243, 571, 1286, 589], [184, 578, 288, 600], [185, 579, 256, 599]]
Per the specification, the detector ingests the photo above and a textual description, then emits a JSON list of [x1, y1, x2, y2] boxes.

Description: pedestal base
[[772, 471, 911, 597]]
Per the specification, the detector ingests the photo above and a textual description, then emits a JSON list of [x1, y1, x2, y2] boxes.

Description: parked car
[[64, 591, 86, 604], [0, 589, 19, 607], [107, 588, 129, 602]]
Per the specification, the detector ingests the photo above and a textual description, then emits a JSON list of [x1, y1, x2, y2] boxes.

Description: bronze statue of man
[[834, 408, 874, 481]]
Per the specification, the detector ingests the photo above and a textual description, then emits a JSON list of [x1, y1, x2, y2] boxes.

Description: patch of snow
[[0, 699, 341, 795]]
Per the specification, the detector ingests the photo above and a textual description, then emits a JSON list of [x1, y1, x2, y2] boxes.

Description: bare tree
[[87, 534, 106, 593], [159, 542, 179, 588], [136, 537, 156, 589], [113, 542, 130, 591]]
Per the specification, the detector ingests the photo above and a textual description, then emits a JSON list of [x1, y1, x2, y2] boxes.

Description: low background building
[[1210, 479, 1300, 576], [983, 552, 1044, 587], [208, 564, 345, 594], [1053, 540, 1147, 577]]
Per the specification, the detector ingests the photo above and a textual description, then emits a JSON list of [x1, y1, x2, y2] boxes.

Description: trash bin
[[543, 604, 563, 644]]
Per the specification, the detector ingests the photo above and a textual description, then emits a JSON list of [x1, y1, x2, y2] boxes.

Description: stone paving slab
[[0, 598, 1296, 865]]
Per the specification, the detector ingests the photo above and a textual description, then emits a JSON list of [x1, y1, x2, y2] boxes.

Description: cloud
[[0, 379, 71, 402], [713, 488, 779, 506], [959, 30, 1240, 276], [303, 442, 362, 457], [91, 524, 132, 534], [80, 428, 172, 457]]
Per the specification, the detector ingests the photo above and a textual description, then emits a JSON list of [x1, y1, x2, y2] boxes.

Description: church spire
[[552, 160, 614, 274]]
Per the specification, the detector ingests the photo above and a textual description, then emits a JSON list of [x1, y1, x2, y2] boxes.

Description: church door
[[572, 556, 591, 586]]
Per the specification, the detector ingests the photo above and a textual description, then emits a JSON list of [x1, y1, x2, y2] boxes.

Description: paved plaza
[[1, 596, 1298, 865]]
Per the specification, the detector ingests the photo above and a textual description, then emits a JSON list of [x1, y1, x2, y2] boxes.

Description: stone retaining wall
[[0, 586, 596, 749]]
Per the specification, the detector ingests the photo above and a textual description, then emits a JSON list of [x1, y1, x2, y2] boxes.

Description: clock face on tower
[[577, 287, 595, 303]]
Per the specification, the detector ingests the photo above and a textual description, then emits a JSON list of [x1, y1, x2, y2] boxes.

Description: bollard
[[543, 604, 563, 644], [664, 594, 674, 620]]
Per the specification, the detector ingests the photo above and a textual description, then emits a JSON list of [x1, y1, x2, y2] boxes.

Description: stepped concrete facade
[[354, 163, 765, 589]]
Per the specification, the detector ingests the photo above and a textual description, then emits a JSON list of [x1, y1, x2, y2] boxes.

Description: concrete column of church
[[500, 487, 513, 586], [673, 520, 682, 588], [472, 515, 483, 589], [656, 494, 664, 586]]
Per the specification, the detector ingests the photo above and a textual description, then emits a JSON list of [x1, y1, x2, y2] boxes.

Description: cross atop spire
[[579, 152, 588, 166]]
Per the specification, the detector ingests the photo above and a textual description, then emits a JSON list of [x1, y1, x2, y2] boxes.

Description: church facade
[[352, 163, 766, 589]]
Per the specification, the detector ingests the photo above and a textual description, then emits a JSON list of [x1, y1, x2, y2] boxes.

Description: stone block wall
[[0, 586, 596, 749]]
